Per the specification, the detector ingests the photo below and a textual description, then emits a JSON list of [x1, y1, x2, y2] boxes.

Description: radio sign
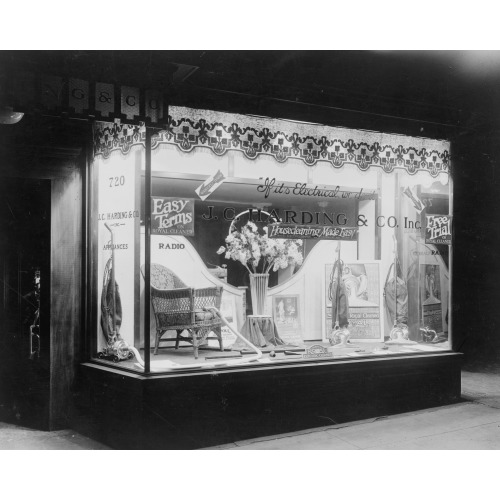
[[151, 197, 195, 236], [425, 215, 452, 245]]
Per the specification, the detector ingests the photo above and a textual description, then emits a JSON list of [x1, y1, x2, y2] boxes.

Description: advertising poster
[[272, 294, 302, 345], [425, 215, 452, 245], [151, 197, 195, 236], [324, 262, 382, 341]]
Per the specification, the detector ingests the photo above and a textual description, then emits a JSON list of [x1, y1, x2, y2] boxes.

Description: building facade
[[1, 51, 498, 448]]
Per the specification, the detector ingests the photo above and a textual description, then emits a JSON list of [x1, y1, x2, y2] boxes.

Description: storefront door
[[0, 178, 51, 429]]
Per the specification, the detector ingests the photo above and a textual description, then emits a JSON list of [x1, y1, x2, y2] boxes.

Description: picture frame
[[272, 294, 303, 346], [322, 260, 384, 342]]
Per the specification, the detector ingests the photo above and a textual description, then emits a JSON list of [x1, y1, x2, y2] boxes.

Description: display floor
[[94, 338, 451, 373]]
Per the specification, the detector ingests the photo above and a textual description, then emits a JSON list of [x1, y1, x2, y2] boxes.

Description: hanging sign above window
[[268, 223, 358, 241], [151, 197, 195, 236], [402, 186, 425, 213], [195, 170, 226, 201]]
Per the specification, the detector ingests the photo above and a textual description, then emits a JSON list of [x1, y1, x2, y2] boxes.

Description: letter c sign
[[121, 86, 140, 119]]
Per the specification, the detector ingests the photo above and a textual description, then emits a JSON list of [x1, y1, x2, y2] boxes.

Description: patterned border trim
[[94, 107, 450, 178], [93, 122, 146, 158]]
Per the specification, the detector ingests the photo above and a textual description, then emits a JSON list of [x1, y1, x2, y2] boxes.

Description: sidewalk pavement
[[206, 368, 500, 450], [0, 421, 109, 450], [0, 369, 499, 450]]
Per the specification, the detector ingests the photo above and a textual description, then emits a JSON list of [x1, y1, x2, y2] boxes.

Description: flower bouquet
[[217, 221, 303, 314]]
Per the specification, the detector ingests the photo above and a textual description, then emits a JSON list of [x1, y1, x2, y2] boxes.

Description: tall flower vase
[[249, 273, 269, 316]]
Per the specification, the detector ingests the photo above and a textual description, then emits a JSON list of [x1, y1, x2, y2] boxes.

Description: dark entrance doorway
[[0, 178, 51, 429]]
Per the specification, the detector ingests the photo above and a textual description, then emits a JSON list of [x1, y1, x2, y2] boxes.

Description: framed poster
[[272, 294, 302, 346], [323, 261, 383, 342]]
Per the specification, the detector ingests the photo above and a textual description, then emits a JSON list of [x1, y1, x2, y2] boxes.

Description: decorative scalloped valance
[[93, 106, 450, 178]]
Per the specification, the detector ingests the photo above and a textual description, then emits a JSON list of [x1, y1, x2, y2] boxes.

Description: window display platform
[[77, 351, 462, 450], [94, 339, 452, 372]]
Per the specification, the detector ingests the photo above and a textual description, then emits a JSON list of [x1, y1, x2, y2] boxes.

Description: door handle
[[29, 324, 40, 359]]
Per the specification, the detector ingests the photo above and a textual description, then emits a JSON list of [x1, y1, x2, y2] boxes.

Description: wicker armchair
[[141, 264, 223, 359]]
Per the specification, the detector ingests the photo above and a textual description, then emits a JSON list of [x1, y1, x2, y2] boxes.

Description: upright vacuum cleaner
[[328, 241, 351, 347], [384, 234, 412, 343], [98, 222, 135, 362]]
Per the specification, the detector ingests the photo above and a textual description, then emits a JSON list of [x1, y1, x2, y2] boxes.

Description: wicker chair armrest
[[150, 286, 192, 299], [193, 286, 223, 309], [192, 286, 219, 295]]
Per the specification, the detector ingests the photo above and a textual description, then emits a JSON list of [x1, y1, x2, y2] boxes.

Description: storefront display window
[[90, 107, 452, 374], [91, 145, 145, 370]]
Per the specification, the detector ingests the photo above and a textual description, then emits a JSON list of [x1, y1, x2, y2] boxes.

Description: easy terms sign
[[151, 197, 195, 236]]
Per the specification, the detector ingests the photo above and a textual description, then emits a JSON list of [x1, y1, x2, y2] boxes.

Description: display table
[[232, 315, 285, 349]]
